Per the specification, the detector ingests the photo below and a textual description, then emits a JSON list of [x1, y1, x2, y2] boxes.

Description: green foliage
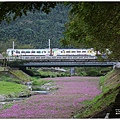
[[78, 71, 87, 76], [0, 39, 34, 53], [76, 89, 118, 118], [0, 76, 21, 84], [62, 2, 120, 60], [9, 70, 31, 82], [75, 67, 112, 76], [0, 2, 58, 23], [38, 70, 70, 78], [32, 78, 52, 86], [2, 103, 13, 110], [26, 68, 69, 77], [39, 70, 57, 78], [0, 67, 4, 71], [87, 69, 100, 76], [0, 69, 31, 84], [0, 2, 119, 60], [31, 77, 53, 91], [75, 69, 120, 118], [0, 4, 69, 51], [100, 69, 120, 91], [0, 81, 27, 95], [24, 68, 40, 76]]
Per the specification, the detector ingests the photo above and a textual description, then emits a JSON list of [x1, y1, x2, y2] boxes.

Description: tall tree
[[0, 2, 57, 23], [62, 2, 120, 60]]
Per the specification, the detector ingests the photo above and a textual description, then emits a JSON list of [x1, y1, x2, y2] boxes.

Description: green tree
[[0, 2, 57, 23], [0, 3, 69, 50], [62, 2, 120, 60]]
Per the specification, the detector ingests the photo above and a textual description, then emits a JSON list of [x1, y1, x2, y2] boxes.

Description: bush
[[32, 79, 52, 86], [79, 71, 87, 76], [0, 76, 21, 84], [87, 70, 100, 76]]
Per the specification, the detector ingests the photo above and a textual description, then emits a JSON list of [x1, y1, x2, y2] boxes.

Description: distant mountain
[[0, 4, 70, 50]]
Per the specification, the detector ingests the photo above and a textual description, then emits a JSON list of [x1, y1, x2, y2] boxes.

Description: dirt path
[[0, 76, 101, 118]]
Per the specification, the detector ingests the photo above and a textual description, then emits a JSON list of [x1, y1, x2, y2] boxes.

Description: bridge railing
[[6, 55, 97, 61], [23, 61, 116, 67]]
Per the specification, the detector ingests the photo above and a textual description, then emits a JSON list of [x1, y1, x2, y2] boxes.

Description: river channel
[[0, 76, 101, 118]]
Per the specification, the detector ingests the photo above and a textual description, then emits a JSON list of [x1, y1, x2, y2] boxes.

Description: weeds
[[0, 81, 28, 96], [75, 69, 120, 118]]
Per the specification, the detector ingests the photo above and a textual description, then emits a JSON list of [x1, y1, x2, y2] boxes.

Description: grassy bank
[[0, 69, 54, 97], [0, 69, 32, 97], [75, 69, 120, 118], [0, 81, 28, 97]]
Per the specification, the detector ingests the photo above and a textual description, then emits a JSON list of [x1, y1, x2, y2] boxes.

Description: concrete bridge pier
[[70, 67, 75, 76]]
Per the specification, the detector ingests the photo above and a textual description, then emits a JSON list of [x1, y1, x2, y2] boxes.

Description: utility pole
[[49, 39, 50, 50], [13, 41, 14, 49]]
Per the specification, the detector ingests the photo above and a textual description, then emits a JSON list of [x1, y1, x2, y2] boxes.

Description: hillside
[[0, 4, 70, 53], [75, 68, 120, 118]]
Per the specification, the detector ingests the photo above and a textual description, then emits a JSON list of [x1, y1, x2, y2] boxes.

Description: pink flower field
[[0, 76, 101, 118]]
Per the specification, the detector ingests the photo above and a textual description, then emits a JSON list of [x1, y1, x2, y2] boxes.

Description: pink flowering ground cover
[[0, 76, 101, 118]]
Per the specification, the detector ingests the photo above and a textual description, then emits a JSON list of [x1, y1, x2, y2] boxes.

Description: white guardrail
[[6, 55, 97, 60]]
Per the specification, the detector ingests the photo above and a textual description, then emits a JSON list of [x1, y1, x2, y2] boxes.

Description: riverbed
[[0, 76, 101, 118]]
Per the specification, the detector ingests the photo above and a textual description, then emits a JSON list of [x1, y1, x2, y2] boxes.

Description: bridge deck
[[6, 55, 97, 61], [6, 56, 117, 67]]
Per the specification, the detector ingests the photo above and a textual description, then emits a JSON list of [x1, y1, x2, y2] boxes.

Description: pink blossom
[[0, 76, 101, 118]]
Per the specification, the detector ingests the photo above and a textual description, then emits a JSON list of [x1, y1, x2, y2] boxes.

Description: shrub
[[87, 70, 100, 76]]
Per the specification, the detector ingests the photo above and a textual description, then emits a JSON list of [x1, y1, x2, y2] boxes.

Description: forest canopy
[[0, 3, 70, 51]]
